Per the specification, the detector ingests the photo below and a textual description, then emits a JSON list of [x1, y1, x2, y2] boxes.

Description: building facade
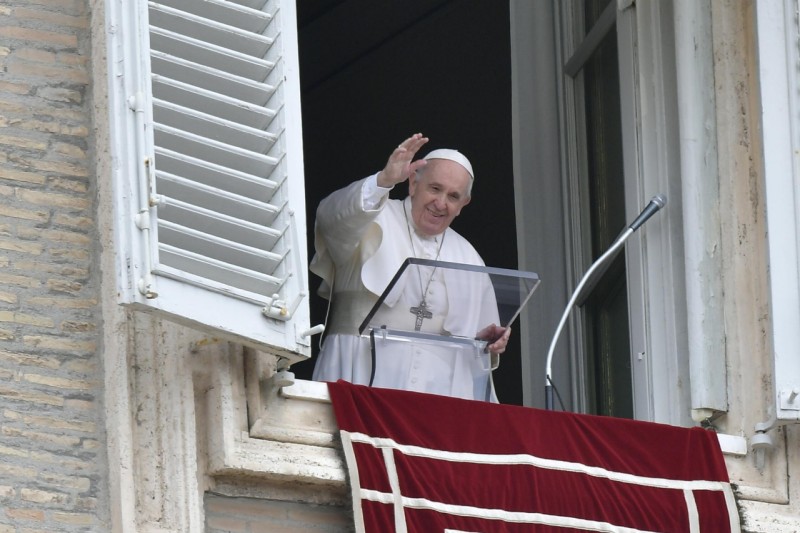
[[0, 0, 798, 531]]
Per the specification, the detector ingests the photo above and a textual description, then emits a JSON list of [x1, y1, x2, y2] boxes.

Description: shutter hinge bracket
[[127, 93, 141, 112], [134, 158, 158, 299], [127, 90, 159, 300], [262, 291, 306, 321]]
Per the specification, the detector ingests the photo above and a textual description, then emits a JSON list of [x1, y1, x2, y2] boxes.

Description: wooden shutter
[[107, 0, 311, 361], [757, 0, 800, 424]]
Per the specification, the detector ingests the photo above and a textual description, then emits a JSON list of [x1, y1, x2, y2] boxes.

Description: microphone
[[629, 194, 667, 231], [544, 194, 668, 411]]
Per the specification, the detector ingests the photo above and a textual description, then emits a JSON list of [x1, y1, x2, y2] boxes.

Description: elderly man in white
[[310, 133, 511, 402]]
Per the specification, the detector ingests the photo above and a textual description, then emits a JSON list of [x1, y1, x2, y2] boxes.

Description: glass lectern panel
[[358, 258, 540, 401]]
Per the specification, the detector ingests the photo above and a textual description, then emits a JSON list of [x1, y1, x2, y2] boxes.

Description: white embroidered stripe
[[346, 431, 733, 493], [340, 432, 367, 533], [342, 430, 741, 532], [382, 447, 408, 533], [358, 490, 661, 533], [721, 486, 741, 531], [684, 488, 700, 533]]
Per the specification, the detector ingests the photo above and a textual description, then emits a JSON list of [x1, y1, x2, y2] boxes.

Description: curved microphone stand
[[544, 194, 667, 410]]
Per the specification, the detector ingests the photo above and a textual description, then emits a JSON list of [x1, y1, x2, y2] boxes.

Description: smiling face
[[408, 159, 472, 236]]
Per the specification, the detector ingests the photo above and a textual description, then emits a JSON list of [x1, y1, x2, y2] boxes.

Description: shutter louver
[[107, 0, 310, 360], [149, 0, 284, 299]]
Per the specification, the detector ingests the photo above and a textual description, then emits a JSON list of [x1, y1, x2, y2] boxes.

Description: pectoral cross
[[410, 300, 433, 331]]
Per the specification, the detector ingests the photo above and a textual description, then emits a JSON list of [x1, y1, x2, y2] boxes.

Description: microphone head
[[628, 194, 668, 231]]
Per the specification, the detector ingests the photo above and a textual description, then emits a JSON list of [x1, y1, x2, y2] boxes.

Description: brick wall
[[205, 494, 353, 533], [0, 0, 108, 530], [1, 1, 359, 531]]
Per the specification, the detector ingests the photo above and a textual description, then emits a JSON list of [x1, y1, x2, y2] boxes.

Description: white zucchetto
[[423, 149, 474, 180]]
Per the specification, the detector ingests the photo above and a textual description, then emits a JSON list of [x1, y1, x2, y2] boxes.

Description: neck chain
[[403, 201, 445, 330]]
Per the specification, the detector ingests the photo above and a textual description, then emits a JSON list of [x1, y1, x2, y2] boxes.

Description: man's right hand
[[376, 133, 430, 188]]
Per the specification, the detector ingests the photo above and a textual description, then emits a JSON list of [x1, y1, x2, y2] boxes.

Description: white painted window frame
[[633, 1, 699, 426], [512, 0, 693, 424], [553, 0, 593, 414], [555, 0, 659, 420], [756, 0, 800, 425]]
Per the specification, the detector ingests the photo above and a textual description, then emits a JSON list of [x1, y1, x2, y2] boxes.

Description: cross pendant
[[410, 300, 433, 331]]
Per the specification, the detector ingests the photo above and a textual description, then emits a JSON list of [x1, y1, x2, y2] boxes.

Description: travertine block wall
[[2, 1, 355, 531], [205, 494, 353, 533], [0, 0, 108, 531]]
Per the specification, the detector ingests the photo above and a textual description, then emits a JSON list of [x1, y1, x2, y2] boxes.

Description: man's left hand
[[477, 324, 512, 355]]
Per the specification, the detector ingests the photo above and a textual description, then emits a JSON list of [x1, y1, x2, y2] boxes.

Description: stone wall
[[205, 494, 352, 533], [0, 0, 108, 530], [10, 0, 798, 531]]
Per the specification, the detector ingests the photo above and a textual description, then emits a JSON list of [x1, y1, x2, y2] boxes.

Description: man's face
[[408, 159, 472, 236]]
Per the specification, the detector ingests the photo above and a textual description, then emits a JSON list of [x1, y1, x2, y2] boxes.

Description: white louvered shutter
[[757, 0, 800, 424], [107, 0, 311, 361]]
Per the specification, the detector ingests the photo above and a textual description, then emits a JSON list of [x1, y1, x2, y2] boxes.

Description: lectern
[[358, 258, 540, 401]]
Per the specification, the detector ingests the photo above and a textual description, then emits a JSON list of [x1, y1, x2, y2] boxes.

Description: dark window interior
[[293, 0, 523, 405]]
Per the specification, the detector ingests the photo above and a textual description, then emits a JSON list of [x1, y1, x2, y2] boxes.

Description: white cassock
[[310, 174, 501, 402]]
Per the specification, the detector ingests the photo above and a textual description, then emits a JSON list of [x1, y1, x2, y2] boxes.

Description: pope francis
[[309, 133, 511, 401]]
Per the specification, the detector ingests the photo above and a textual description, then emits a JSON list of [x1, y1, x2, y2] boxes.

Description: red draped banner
[[328, 381, 739, 533]]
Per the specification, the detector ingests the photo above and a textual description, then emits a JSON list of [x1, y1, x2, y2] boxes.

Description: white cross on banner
[[327, 381, 740, 533]]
